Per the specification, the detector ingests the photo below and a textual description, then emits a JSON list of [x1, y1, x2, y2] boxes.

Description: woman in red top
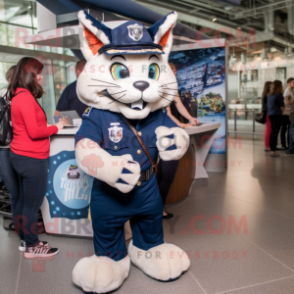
[[8, 57, 65, 258]]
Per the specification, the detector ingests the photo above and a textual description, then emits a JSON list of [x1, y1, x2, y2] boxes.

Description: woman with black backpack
[[8, 57, 65, 258]]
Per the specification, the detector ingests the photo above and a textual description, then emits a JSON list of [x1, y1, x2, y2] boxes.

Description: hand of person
[[55, 118, 66, 130], [189, 117, 199, 126], [180, 123, 192, 128]]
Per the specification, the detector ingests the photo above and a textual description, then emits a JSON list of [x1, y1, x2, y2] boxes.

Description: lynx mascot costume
[[73, 10, 190, 293]]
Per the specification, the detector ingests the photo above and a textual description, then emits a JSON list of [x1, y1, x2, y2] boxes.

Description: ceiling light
[[212, 16, 217, 22], [270, 47, 277, 53], [261, 49, 267, 60]]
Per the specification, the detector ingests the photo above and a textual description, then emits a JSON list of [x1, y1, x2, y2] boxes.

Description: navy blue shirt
[[75, 108, 178, 171], [56, 81, 88, 117], [267, 92, 285, 116]]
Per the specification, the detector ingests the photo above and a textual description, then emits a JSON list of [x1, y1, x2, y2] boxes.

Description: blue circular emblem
[[53, 159, 93, 209]]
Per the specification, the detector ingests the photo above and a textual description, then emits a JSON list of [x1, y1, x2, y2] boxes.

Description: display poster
[[169, 40, 227, 162], [45, 150, 94, 220]]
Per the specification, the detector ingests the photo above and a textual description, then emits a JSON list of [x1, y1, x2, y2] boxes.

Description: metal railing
[[228, 109, 264, 140]]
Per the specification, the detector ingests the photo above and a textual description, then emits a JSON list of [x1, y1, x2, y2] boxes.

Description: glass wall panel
[[0, 23, 8, 46], [0, 61, 14, 93], [8, 24, 34, 50], [65, 62, 77, 85]]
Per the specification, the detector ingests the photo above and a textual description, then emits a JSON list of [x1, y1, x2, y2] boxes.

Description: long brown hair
[[8, 57, 44, 100], [262, 81, 272, 99], [269, 80, 283, 95]]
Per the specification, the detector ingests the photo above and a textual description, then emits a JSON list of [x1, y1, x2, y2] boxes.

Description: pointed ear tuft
[[83, 25, 104, 56], [148, 11, 178, 56], [78, 10, 112, 60]]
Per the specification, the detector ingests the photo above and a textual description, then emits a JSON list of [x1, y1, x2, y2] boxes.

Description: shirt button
[[137, 149, 142, 155], [137, 181, 141, 186], [138, 131, 142, 136], [114, 146, 118, 149]]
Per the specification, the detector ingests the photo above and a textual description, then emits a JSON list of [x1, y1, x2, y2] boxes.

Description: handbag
[[255, 111, 266, 124], [0, 93, 13, 146], [255, 96, 267, 124]]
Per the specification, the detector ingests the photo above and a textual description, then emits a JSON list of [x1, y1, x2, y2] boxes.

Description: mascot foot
[[128, 241, 190, 281], [72, 255, 130, 293]]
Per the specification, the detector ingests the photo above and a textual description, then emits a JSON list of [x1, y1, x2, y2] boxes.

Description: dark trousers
[[0, 148, 19, 225], [289, 122, 294, 153], [280, 115, 290, 147], [91, 174, 164, 261], [156, 159, 179, 205], [10, 151, 48, 246], [269, 115, 283, 152]]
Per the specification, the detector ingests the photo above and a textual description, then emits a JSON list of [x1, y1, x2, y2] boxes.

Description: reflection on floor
[[1, 140, 294, 294]]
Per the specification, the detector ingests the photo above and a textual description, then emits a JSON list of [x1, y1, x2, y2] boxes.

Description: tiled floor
[[1, 140, 294, 294]]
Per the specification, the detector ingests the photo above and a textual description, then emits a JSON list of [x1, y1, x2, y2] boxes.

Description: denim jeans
[[289, 122, 294, 154], [10, 151, 48, 246], [0, 148, 19, 225]]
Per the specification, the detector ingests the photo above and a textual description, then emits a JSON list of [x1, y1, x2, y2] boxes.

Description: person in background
[[157, 63, 199, 219], [8, 57, 65, 258], [267, 80, 285, 157], [285, 105, 294, 156], [54, 60, 87, 117], [281, 78, 294, 150], [0, 65, 17, 230], [262, 81, 272, 152]]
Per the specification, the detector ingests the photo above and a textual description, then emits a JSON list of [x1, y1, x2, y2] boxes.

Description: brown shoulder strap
[[119, 114, 157, 168]]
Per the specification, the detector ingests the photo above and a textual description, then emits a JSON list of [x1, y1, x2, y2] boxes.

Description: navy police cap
[[84, 12, 165, 55]]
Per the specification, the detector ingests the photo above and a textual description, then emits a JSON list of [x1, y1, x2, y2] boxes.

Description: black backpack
[[0, 93, 13, 146]]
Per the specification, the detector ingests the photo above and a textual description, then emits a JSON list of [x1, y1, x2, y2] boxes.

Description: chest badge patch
[[108, 123, 123, 143]]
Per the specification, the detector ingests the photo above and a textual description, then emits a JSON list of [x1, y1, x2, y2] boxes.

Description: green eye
[[148, 64, 160, 80], [111, 63, 129, 80]]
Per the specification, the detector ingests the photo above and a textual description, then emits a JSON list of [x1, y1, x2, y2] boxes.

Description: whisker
[[158, 91, 178, 97], [108, 94, 126, 104], [88, 85, 120, 87], [108, 90, 126, 96], [159, 79, 193, 87], [91, 78, 121, 87], [159, 95, 174, 103]]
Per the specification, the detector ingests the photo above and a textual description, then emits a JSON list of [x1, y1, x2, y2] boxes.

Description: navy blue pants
[[10, 151, 48, 246], [0, 148, 19, 225], [91, 173, 164, 261]]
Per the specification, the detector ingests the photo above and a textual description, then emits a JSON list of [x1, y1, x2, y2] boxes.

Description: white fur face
[[76, 10, 178, 120], [77, 53, 178, 119]]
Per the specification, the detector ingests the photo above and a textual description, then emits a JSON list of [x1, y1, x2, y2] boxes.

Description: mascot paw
[[72, 255, 130, 293], [128, 241, 190, 281], [155, 126, 189, 161], [113, 154, 141, 193]]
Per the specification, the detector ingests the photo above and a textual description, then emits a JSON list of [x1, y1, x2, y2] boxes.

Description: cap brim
[[103, 46, 165, 55]]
